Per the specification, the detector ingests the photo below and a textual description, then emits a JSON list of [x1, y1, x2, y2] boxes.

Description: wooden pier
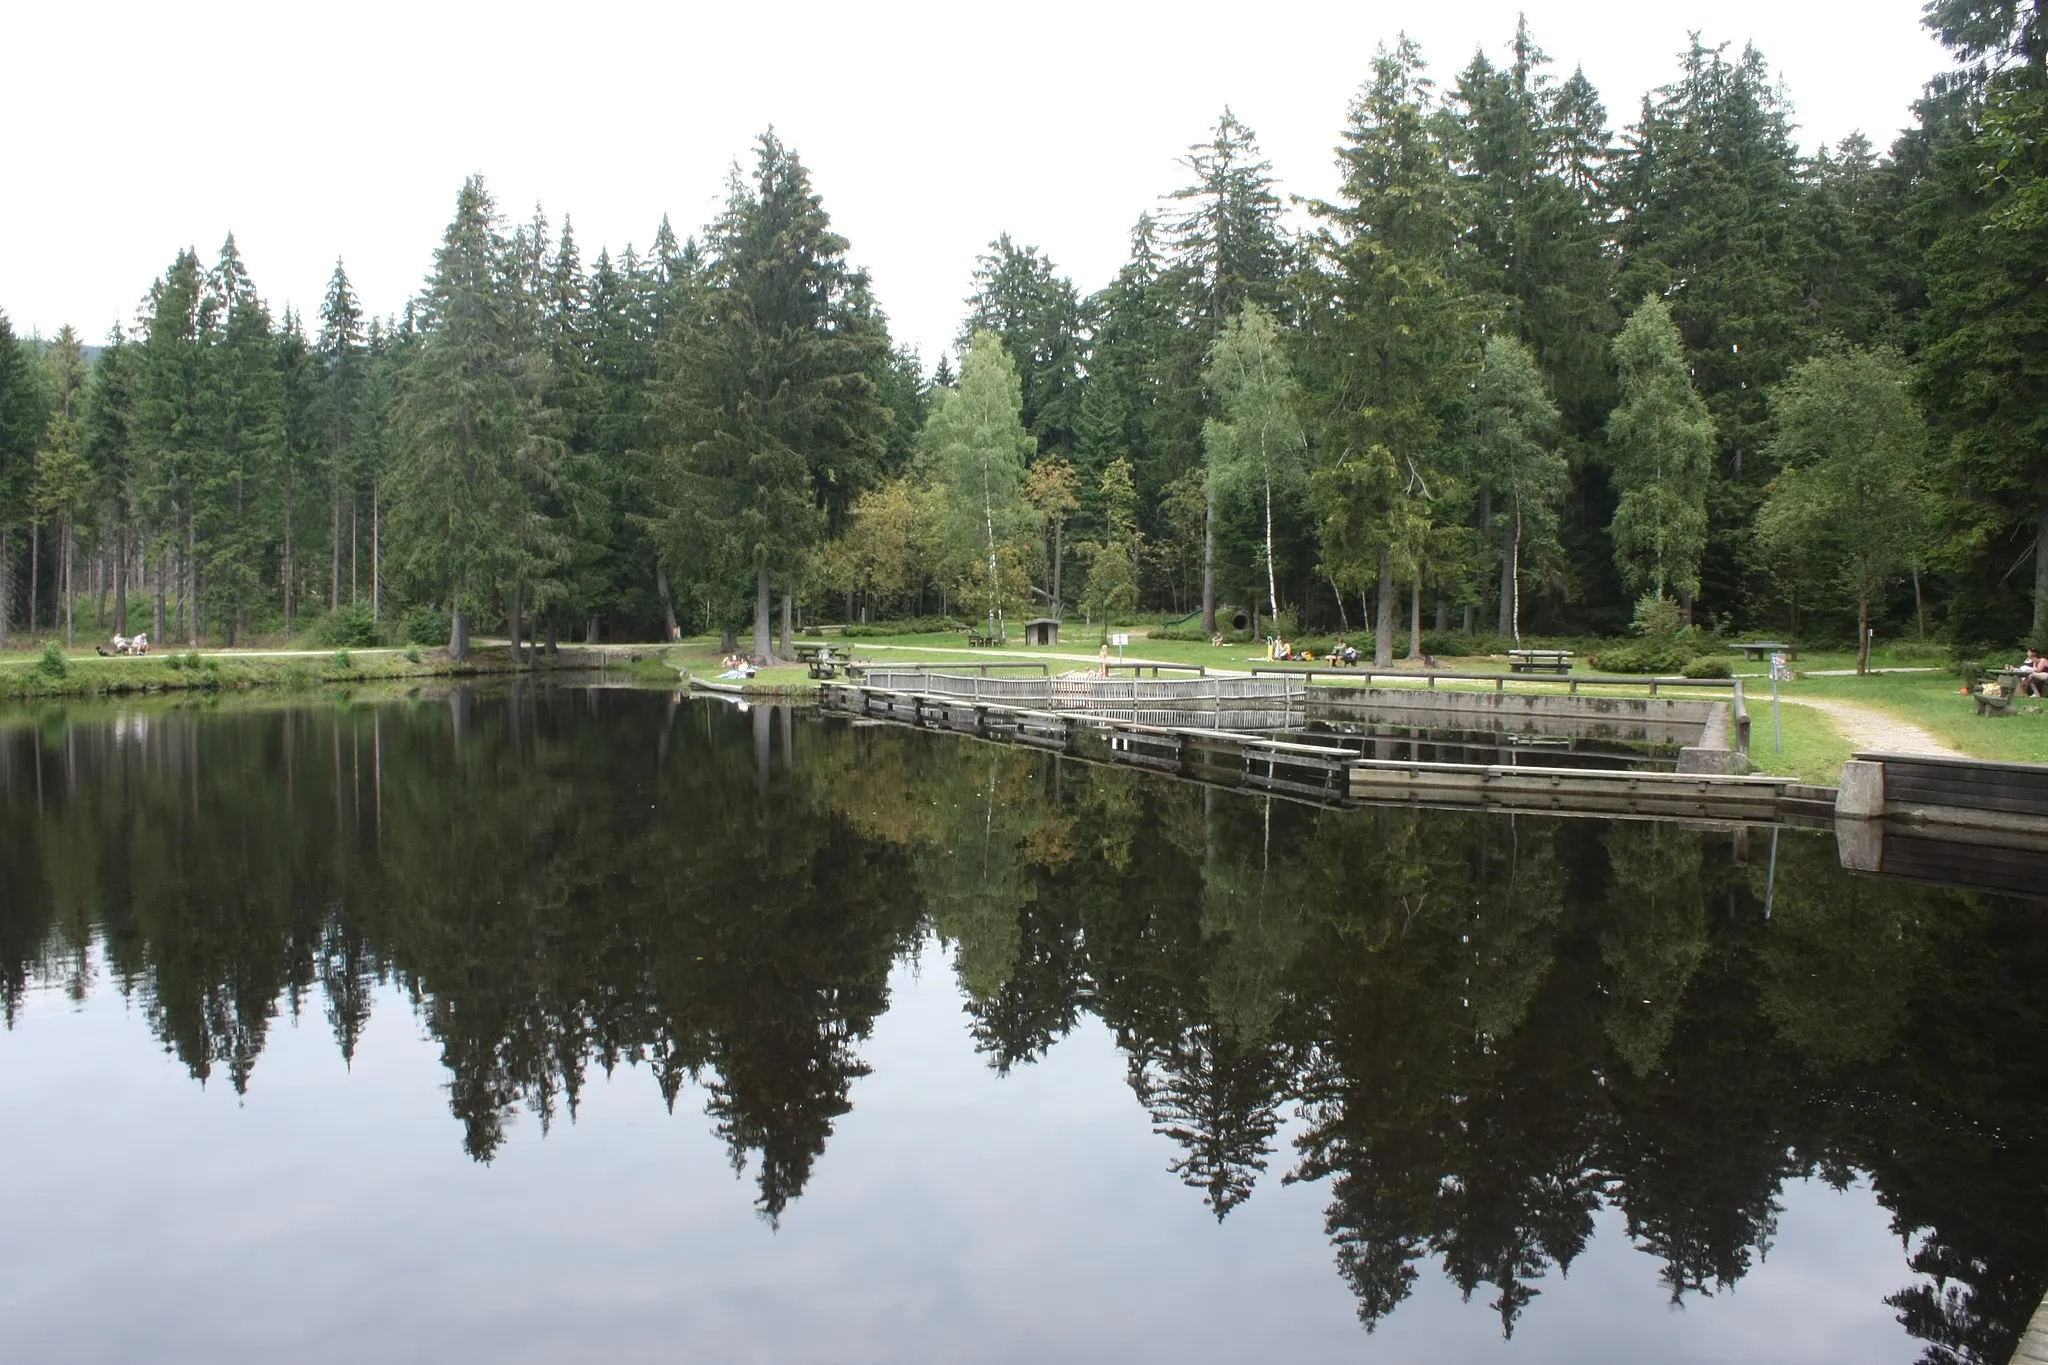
[[819, 678, 1825, 823]]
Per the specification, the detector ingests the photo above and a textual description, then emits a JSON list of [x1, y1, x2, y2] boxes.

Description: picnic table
[[1508, 649, 1573, 675], [792, 641, 855, 679], [1734, 641, 1796, 661], [966, 630, 1000, 648]]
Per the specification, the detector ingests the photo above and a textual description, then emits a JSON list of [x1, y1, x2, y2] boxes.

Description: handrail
[[1252, 665, 1741, 698]]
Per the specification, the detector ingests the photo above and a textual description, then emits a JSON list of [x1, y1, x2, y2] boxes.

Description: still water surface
[[2, 686, 2044, 1364]]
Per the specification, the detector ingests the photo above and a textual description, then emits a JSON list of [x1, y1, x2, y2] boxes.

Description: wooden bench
[[1976, 688, 2013, 716], [1508, 649, 1573, 675], [1735, 641, 1796, 661], [966, 631, 999, 648]]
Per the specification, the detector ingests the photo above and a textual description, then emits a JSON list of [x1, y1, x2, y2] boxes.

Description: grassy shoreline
[[9, 628, 2043, 785], [0, 642, 674, 701]]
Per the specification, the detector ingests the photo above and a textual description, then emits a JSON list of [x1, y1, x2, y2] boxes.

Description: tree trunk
[[586, 615, 599, 645], [656, 563, 679, 642], [1052, 518, 1064, 619], [720, 624, 738, 653], [331, 498, 340, 611], [1407, 577, 1422, 661], [114, 526, 127, 636], [154, 546, 167, 643], [1263, 473, 1279, 622], [545, 616, 557, 657], [1913, 566, 1927, 641], [186, 518, 198, 646], [2034, 482, 2048, 640], [371, 485, 380, 623], [752, 555, 771, 662], [508, 581, 525, 666], [1434, 596, 1448, 633], [29, 523, 38, 636], [95, 552, 106, 631], [778, 589, 792, 659], [1200, 479, 1217, 635], [283, 466, 294, 636], [0, 525, 10, 648], [1498, 520, 1516, 638], [64, 520, 74, 647], [351, 501, 359, 607], [1374, 551, 1394, 667], [1857, 579, 1872, 676]]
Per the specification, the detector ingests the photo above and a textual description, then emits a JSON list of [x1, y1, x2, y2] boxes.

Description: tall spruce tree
[[1615, 39, 1812, 622], [1303, 36, 1479, 664], [654, 132, 888, 660], [961, 236, 1084, 459], [194, 235, 283, 643], [388, 176, 560, 659], [0, 310, 51, 646]]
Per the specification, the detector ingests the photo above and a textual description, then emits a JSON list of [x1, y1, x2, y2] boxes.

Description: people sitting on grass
[[100, 633, 150, 656]]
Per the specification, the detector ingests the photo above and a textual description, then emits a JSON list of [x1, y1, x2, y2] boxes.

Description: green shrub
[[313, 604, 383, 648], [840, 616, 961, 638], [1681, 656, 1732, 679], [1888, 639, 1947, 661], [399, 605, 451, 647], [1590, 641, 1697, 674], [182, 650, 202, 673], [404, 643, 422, 664], [1630, 591, 1687, 640], [332, 649, 353, 671], [36, 641, 68, 679]]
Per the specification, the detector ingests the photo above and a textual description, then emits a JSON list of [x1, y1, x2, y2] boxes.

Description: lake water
[[2, 685, 2044, 1364]]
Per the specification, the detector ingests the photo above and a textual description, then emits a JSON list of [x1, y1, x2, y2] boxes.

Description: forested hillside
[[1, 5, 2044, 661]]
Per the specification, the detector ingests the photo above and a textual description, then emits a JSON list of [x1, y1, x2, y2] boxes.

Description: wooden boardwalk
[[819, 680, 1829, 824], [2015, 1295, 2048, 1365]]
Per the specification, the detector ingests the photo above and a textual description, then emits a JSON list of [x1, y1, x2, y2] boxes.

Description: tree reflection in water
[[1, 687, 2043, 1360]]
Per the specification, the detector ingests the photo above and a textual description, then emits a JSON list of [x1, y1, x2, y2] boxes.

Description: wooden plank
[[1875, 769, 2048, 802], [1884, 770, 2048, 801], [1884, 758, 2048, 789]]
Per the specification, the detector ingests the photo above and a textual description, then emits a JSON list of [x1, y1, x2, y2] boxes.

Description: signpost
[[1111, 632, 1129, 666], [1768, 652, 1791, 752]]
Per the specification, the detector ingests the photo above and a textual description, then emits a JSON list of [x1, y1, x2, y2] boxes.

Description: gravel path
[[1792, 697, 1963, 758]]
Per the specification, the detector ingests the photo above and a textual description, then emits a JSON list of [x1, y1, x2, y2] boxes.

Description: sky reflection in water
[[1, 687, 2041, 1364]]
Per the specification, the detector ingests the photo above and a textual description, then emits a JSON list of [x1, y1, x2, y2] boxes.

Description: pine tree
[[0, 311, 53, 646], [654, 133, 888, 659], [388, 176, 561, 659], [1607, 295, 1714, 606], [131, 249, 206, 644], [1615, 39, 1813, 620], [31, 327, 93, 645], [961, 235, 1085, 458], [81, 326, 139, 635], [1302, 36, 1479, 663], [316, 260, 368, 616], [194, 235, 284, 644]]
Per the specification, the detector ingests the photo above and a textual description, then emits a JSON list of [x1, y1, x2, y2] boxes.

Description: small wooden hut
[[1023, 617, 1061, 647]]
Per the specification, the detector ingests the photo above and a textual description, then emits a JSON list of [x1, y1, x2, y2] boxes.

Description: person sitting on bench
[[2018, 647, 2048, 697]]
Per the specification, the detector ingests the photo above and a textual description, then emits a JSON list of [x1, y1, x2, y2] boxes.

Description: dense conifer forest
[[2, 4, 2045, 662]]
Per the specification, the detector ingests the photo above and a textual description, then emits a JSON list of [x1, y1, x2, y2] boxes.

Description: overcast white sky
[[6, 1, 1948, 371]]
